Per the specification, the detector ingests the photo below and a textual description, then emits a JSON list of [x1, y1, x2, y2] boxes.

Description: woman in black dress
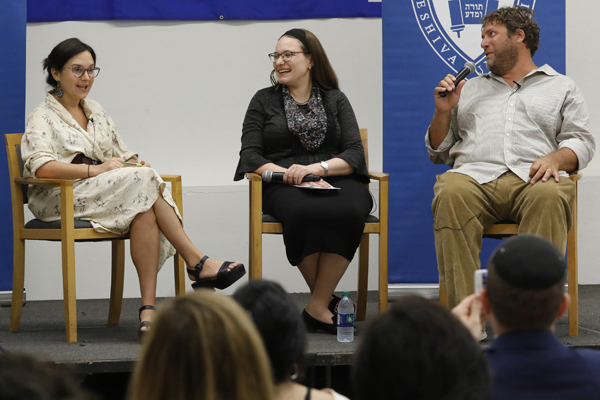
[[234, 29, 372, 334]]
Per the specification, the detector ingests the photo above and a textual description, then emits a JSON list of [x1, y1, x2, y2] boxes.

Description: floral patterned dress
[[21, 93, 181, 269]]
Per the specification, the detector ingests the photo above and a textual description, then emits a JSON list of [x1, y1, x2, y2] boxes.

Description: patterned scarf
[[282, 85, 327, 151]]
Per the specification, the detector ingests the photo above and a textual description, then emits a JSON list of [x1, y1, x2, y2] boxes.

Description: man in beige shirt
[[426, 6, 595, 308]]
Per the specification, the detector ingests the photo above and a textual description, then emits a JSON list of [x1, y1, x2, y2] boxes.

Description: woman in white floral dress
[[21, 38, 245, 340]]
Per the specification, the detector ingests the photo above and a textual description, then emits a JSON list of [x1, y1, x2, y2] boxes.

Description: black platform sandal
[[138, 305, 155, 342], [187, 255, 246, 290]]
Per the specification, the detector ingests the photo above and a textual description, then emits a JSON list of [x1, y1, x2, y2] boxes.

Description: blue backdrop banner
[[0, 0, 26, 290], [27, 0, 382, 22], [382, 1, 565, 283]]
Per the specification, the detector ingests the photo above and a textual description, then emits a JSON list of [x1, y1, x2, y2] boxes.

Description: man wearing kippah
[[453, 235, 600, 400], [426, 5, 595, 312]]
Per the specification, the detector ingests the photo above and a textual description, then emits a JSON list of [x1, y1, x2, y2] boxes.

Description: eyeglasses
[[64, 65, 101, 78], [268, 51, 308, 62]]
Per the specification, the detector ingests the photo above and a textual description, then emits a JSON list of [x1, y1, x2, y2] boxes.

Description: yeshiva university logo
[[412, 0, 536, 75]]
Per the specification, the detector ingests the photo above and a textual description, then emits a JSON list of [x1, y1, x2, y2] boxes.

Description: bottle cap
[[342, 291, 350, 296]]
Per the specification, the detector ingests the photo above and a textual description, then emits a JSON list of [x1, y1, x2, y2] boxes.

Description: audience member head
[[270, 28, 339, 90], [0, 352, 96, 400], [128, 290, 275, 400], [481, 6, 540, 56], [484, 235, 568, 332], [233, 280, 306, 384], [43, 38, 96, 89], [353, 296, 490, 400]]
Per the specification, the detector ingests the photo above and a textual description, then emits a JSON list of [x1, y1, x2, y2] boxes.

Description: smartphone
[[474, 269, 488, 294]]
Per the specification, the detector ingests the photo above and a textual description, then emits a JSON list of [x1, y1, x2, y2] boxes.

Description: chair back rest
[[5, 133, 28, 204], [360, 128, 369, 170]]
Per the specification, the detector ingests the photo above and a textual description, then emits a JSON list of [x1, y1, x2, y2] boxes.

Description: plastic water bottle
[[337, 291, 354, 342]]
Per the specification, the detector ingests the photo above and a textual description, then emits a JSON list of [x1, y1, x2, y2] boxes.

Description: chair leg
[[61, 238, 77, 343], [356, 234, 369, 321], [249, 235, 262, 280], [378, 226, 388, 314], [174, 252, 186, 296], [567, 190, 578, 336], [248, 175, 263, 280], [61, 184, 77, 342], [439, 283, 448, 307], [568, 264, 578, 336], [108, 240, 125, 326], [9, 239, 25, 333]]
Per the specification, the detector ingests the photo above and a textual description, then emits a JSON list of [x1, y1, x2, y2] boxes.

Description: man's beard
[[487, 38, 519, 76]]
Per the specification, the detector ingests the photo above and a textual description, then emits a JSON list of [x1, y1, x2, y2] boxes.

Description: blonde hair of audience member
[[128, 290, 275, 400]]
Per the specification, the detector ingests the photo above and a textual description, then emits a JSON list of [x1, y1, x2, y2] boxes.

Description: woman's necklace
[[290, 88, 311, 105]]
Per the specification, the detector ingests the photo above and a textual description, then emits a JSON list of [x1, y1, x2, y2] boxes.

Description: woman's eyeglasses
[[268, 51, 308, 62], [64, 65, 101, 78]]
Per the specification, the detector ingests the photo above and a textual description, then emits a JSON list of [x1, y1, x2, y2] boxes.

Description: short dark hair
[[271, 28, 339, 91], [487, 263, 565, 330], [482, 6, 540, 56], [233, 280, 306, 384], [353, 296, 490, 400], [42, 38, 96, 88], [0, 353, 97, 400]]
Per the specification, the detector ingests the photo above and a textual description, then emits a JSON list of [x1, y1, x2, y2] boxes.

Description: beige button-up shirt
[[426, 64, 595, 184]]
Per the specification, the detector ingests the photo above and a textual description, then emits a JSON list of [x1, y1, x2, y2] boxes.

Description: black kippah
[[281, 28, 310, 52], [489, 235, 566, 290]]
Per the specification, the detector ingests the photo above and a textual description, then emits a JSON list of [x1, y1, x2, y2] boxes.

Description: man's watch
[[320, 161, 329, 177]]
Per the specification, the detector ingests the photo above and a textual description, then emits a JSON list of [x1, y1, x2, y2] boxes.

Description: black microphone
[[261, 170, 321, 183], [513, 80, 522, 90], [439, 61, 476, 97]]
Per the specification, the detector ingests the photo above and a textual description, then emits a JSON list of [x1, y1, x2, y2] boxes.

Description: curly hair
[[482, 6, 540, 57]]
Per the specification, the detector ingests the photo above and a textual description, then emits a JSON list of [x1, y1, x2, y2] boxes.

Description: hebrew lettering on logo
[[448, 0, 499, 38]]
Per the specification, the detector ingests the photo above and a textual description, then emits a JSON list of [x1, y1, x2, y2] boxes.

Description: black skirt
[[263, 175, 373, 266]]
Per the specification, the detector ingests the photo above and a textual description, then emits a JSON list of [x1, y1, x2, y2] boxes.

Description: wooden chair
[[439, 172, 580, 336], [246, 129, 389, 320], [5, 133, 186, 343]]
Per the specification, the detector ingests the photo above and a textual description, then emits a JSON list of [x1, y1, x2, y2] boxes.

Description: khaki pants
[[432, 171, 575, 308]]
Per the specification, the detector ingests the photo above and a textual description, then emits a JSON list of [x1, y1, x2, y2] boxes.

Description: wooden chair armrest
[[246, 172, 262, 181], [160, 174, 182, 183], [14, 177, 74, 187], [569, 171, 581, 182], [368, 171, 389, 181], [159, 175, 183, 216]]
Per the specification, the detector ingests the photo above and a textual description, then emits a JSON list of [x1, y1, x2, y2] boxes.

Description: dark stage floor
[[1, 286, 600, 398]]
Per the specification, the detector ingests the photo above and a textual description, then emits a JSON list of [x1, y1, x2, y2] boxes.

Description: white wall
[[24, 19, 383, 300], [21, 0, 600, 301], [25, 19, 383, 186], [566, 0, 600, 284]]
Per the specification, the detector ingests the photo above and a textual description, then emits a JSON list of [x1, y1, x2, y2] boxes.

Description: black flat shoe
[[138, 305, 155, 342], [187, 255, 246, 290], [302, 309, 337, 335]]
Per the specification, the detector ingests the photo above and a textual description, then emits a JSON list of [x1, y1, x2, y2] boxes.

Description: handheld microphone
[[261, 170, 321, 183], [439, 61, 477, 98]]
